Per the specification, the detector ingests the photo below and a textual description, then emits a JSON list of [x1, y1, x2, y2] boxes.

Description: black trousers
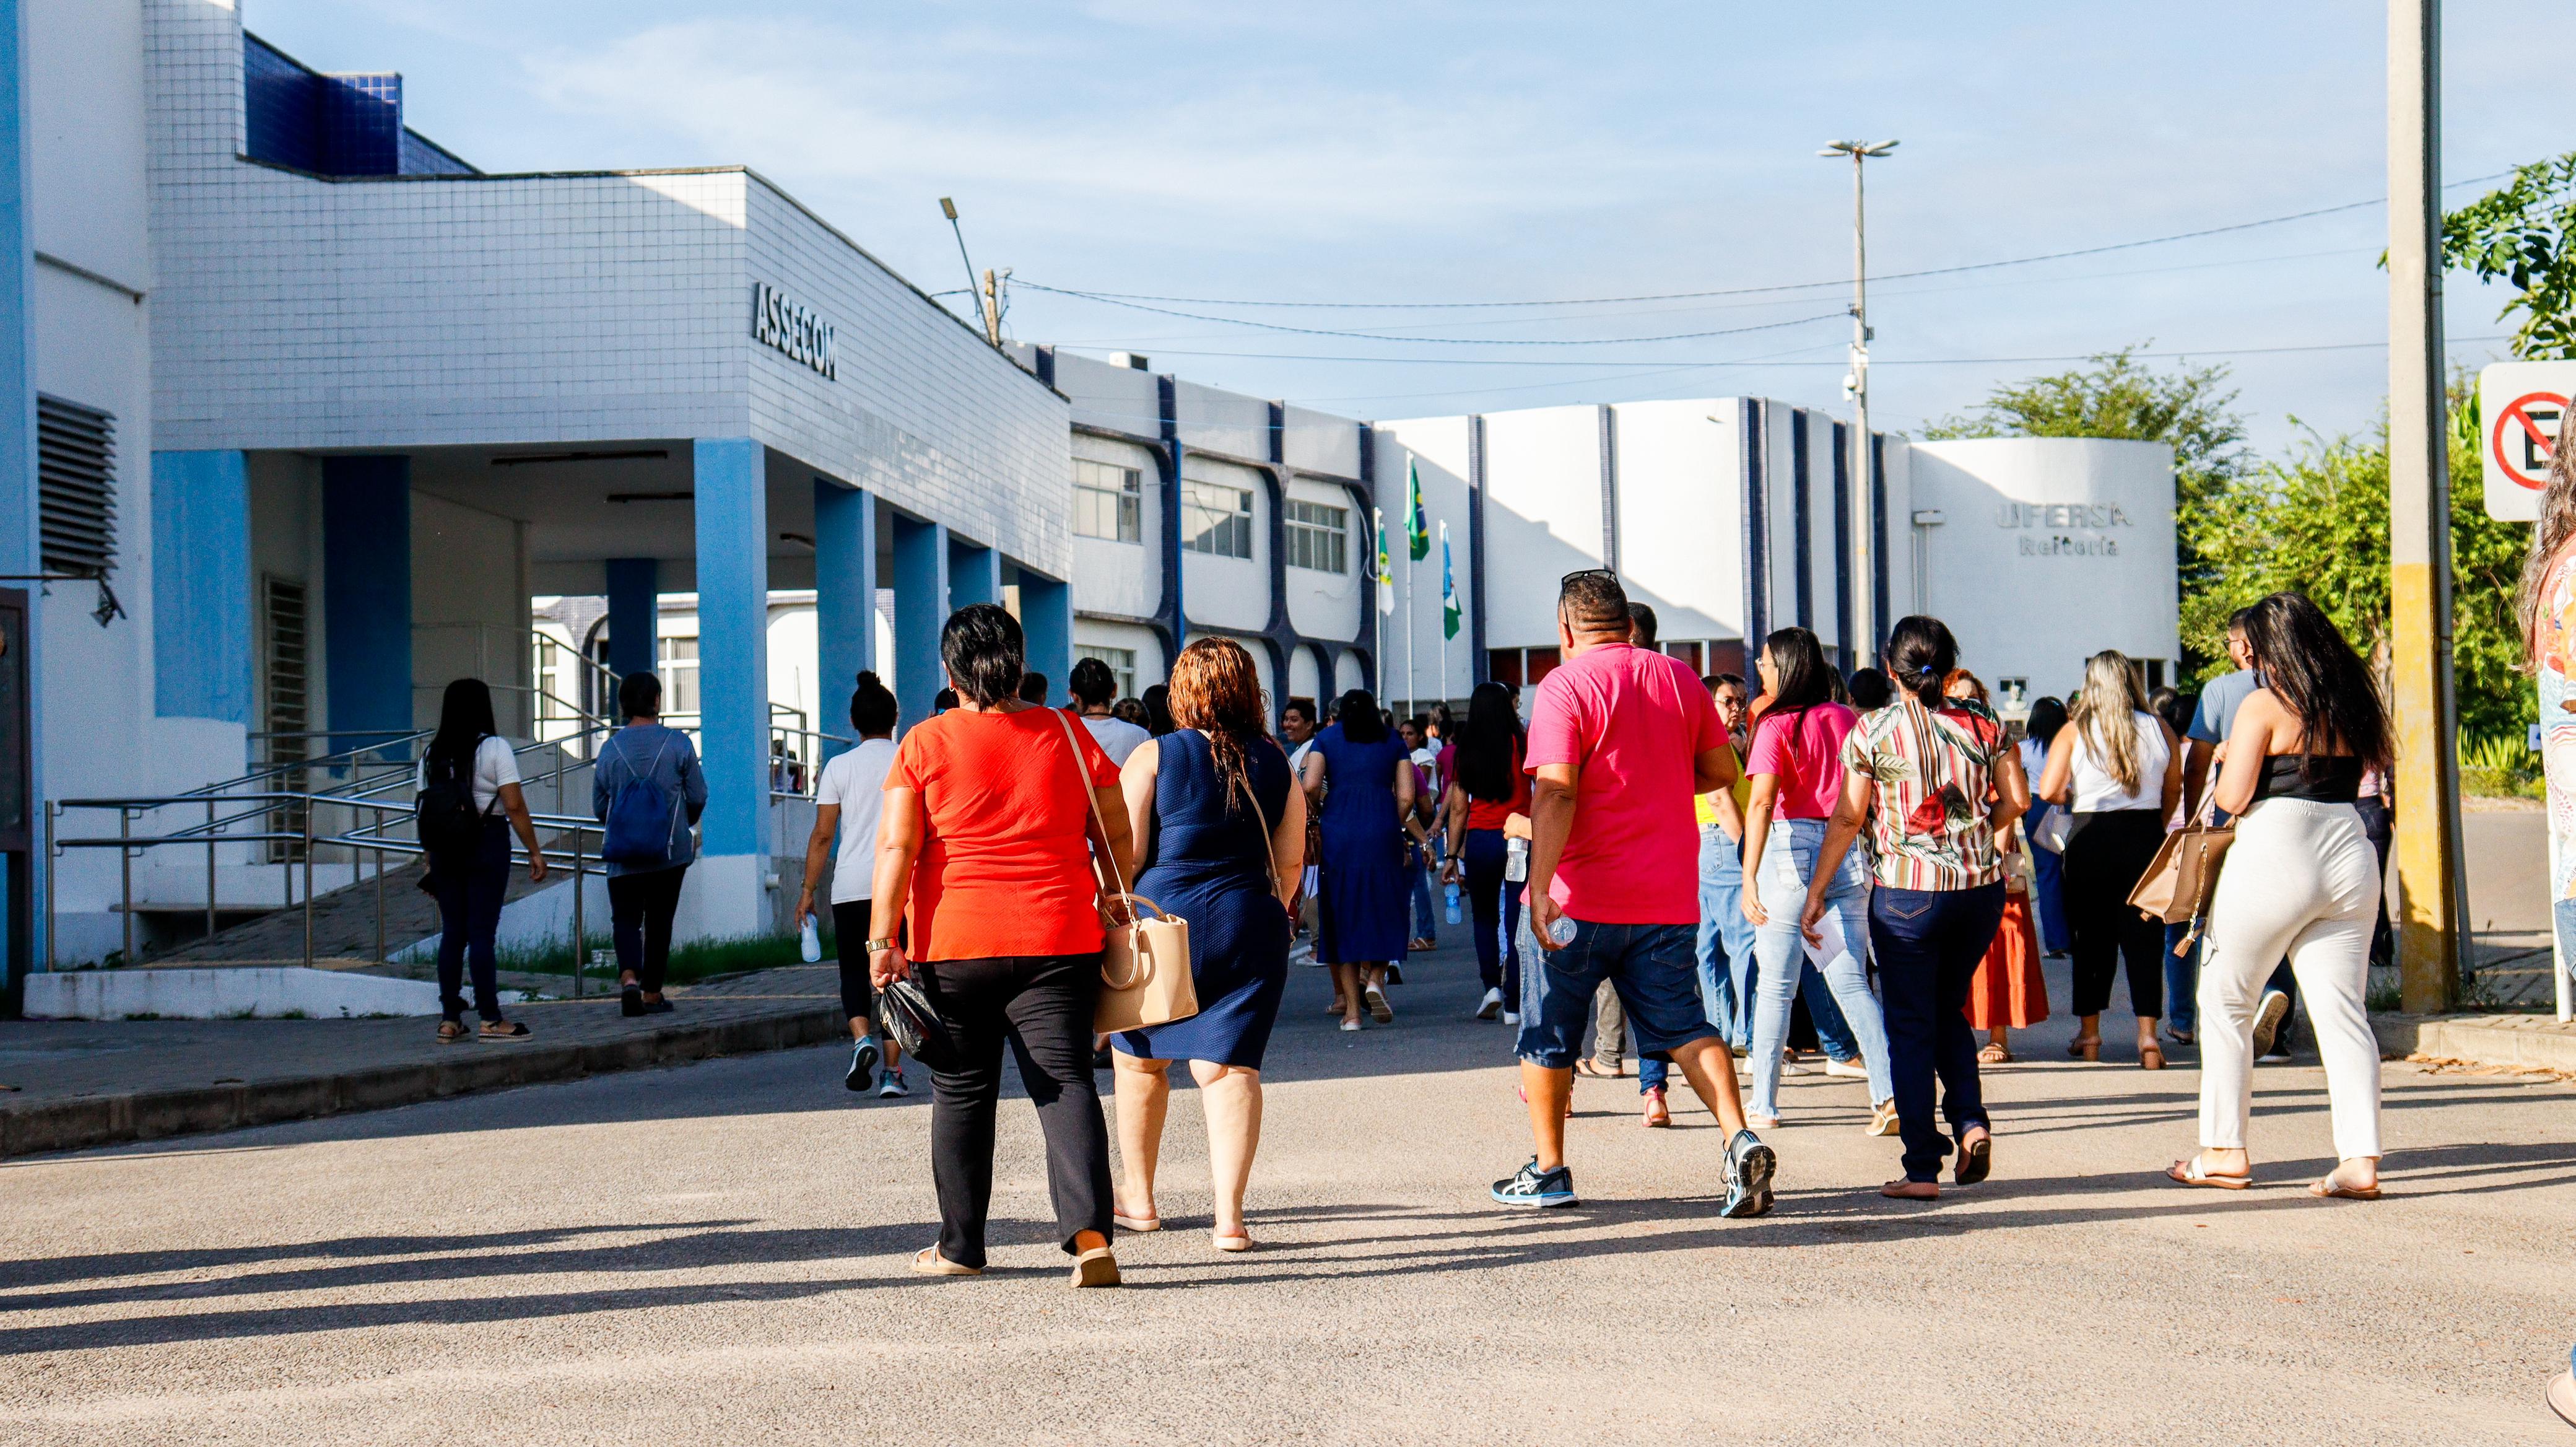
[[608, 865, 688, 994], [2063, 809, 2167, 1019], [915, 951, 1113, 1269], [429, 818, 511, 1022], [831, 900, 879, 1021], [1873, 883, 2005, 1183]]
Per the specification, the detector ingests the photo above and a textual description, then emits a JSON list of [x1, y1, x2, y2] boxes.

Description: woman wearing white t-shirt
[[416, 679, 549, 1043], [795, 671, 907, 1096], [2036, 651, 2183, 1069]]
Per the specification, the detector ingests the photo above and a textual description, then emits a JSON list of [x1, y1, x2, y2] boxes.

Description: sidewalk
[[2372, 1011, 2576, 1075], [0, 965, 846, 1156]]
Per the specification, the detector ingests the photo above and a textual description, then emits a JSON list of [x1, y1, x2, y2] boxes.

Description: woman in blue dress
[[1303, 687, 1421, 1031], [1109, 640, 1306, 1253]]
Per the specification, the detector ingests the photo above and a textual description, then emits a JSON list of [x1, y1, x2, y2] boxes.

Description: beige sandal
[[2166, 1154, 2250, 1191], [1071, 1245, 1122, 1287], [1211, 1231, 1253, 1253], [2308, 1167, 2382, 1200], [910, 1246, 981, 1277]]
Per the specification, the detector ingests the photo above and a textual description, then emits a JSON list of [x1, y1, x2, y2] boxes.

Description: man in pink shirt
[[1492, 570, 1775, 1217]]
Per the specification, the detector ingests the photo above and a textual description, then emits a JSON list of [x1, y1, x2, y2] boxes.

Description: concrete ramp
[[25, 966, 447, 1020]]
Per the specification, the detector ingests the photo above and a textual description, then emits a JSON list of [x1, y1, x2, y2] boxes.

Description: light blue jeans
[[1698, 824, 1756, 1047], [1747, 818, 1892, 1120]]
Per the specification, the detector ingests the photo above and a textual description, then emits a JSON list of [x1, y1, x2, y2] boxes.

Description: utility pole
[[1822, 139, 1897, 663], [980, 268, 1003, 347], [2386, 0, 2463, 1012], [938, 198, 999, 346]]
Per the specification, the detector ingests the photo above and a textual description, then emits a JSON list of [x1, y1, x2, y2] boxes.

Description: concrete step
[[2372, 1012, 2576, 1073]]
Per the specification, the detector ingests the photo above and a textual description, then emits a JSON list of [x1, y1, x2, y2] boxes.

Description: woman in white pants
[[2168, 592, 2389, 1200]]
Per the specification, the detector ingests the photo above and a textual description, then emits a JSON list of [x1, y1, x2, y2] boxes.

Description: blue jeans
[[1872, 882, 2006, 1183], [1516, 917, 1717, 1070], [1697, 825, 1757, 1047], [1747, 820, 1892, 1118], [430, 818, 511, 1022], [2164, 921, 2200, 1036], [2027, 799, 2071, 954], [1461, 829, 1521, 996]]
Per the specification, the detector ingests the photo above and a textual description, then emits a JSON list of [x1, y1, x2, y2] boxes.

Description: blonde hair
[[2067, 650, 2150, 794]]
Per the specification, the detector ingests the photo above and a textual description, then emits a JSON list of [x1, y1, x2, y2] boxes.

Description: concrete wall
[[1460, 404, 1613, 652], [1178, 455, 1266, 633], [1908, 437, 2179, 700], [1614, 400, 1738, 652], [1282, 474, 1362, 643], [1069, 432, 1159, 621], [409, 489, 529, 733]]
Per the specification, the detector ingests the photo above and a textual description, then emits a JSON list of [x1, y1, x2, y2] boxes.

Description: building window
[[1663, 640, 1705, 673], [1076, 644, 1138, 700], [37, 395, 116, 578], [1284, 499, 1349, 574], [1073, 458, 1141, 543], [659, 635, 700, 716], [1182, 479, 1254, 559], [1487, 649, 1523, 688]]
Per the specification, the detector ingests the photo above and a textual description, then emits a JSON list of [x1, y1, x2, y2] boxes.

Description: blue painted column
[[889, 515, 948, 730], [947, 535, 999, 609], [149, 451, 253, 725], [692, 438, 772, 937], [1017, 569, 1071, 707], [321, 456, 412, 750], [812, 479, 874, 759], [603, 557, 658, 685]]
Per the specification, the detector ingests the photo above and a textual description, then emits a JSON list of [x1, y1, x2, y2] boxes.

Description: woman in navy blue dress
[[1109, 639, 1306, 1252], [1303, 688, 1421, 1031]]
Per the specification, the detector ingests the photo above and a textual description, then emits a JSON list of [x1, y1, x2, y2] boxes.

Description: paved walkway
[[0, 967, 846, 1154], [5, 940, 2572, 1445]]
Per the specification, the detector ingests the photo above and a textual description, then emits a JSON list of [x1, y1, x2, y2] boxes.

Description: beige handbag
[[2128, 822, 2237, 945], [1055, 712, 1198, 1034]]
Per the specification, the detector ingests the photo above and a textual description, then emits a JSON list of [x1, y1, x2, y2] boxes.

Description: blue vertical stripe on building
[[321, 455, 412, 748], [1790, 409, 1813, 630], [1832, 422, 1854, 677], [889, 514, 949, 730], [1017, 572, 1073, 707], [946, 536, 999, 609], [1740, 400, 1769, 651], [603, 557, 658, 683], [149, 451, 251, 725], [1871, 431, 1891, 658], [1466, 413, 1487, 684], [812, 481, 873, 760]]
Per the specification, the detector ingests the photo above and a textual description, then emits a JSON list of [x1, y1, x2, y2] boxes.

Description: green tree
[[2179, 382, 2531, 738], [2442, 151, 2576, 359]]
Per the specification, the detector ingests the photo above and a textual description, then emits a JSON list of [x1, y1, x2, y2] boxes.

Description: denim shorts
[[1516, 917, 1718, 1069]]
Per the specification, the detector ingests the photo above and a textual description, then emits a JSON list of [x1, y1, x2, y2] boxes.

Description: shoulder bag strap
[[1052, 707, 1138, 909], [1230, 739, 1285, 888]]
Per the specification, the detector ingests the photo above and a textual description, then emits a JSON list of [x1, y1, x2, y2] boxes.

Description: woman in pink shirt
[[1738, 627, 1895, 1134]]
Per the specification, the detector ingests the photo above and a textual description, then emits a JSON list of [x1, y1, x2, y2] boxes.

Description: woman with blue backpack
[[416, 678, 549, 1042], [594, 670, 707, 1017]]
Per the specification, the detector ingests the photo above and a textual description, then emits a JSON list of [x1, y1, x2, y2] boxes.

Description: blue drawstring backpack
[[600, 732, 686, 866]]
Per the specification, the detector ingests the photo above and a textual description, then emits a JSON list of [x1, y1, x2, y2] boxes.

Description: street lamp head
[[1821, 139, 1901, 159], [1863, 140, 1900, 156]]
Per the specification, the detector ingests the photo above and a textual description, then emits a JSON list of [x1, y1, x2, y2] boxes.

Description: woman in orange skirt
[[1943, 670, 2052, 1062]]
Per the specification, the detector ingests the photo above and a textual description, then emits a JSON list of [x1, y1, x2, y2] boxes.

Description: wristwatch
[[865, 937, 900, 953]]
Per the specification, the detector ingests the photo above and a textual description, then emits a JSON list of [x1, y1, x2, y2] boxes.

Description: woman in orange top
[[869, 604, 1136, 1287]]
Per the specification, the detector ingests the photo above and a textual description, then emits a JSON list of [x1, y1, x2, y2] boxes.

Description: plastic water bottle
[[1443, 878, 1463, 925], [798, 913, 822, 963], [1547, 913, 1578, 947], [1505, 837, 1530, 882]]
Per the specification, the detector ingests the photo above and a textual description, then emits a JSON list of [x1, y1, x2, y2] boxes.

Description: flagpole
[[1406, 551, 1417, 718], [1438, 522, 1449, 710]]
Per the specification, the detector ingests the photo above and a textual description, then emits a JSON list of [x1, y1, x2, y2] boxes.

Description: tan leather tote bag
[[1055, 711, 1198, 1034]]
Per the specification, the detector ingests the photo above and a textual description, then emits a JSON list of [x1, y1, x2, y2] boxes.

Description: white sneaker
[[1502, 1010, 1521, 1025], [1339, 1018, 1363, 1033], [1824, 1057, 1869, 1080], [1477, 987, 1504, 1021]]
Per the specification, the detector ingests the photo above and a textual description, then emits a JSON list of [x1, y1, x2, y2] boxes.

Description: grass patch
[[495, 923, 830, 987]]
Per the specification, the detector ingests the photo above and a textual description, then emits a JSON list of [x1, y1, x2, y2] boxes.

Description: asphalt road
[[7, 942, 2574, 1445]]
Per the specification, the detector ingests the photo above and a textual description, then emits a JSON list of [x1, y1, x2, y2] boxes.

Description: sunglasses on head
[[1559, 567, 1619, 587]]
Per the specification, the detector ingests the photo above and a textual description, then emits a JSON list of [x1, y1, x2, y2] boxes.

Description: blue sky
[[248, 1, 2571, 456]]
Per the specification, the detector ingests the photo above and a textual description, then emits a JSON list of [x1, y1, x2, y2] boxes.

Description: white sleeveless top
[[2069, 709, 2168, 813]]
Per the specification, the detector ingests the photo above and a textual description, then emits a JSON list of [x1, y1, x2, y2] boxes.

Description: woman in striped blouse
[[1800, 616, 2029, 1201]]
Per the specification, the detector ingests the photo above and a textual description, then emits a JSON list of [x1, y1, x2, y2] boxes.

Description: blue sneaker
[[843, 1038, 879, 1093], [1491, 1156, 1578, 1209], [1722, 1130, 1776, 1218]]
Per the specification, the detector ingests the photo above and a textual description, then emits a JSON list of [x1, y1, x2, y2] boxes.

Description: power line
[[1058, 334, 2512, 372], [1013, 287, 1847, 345], [1020, 168, 2519, 314]]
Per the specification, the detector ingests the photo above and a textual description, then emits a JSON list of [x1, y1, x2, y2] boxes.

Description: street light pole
[[1822, 139, 1897, 665], [2385, 0, 2463, 1012]]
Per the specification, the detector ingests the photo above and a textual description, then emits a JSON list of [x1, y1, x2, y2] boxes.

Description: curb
[[2370, 1012, 2576, 1074], [0, 1006, 845, 1158]]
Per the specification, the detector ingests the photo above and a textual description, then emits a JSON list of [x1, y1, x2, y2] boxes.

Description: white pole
[[1848, 148, 1874, 664], [1406, 548, 1417, 717]]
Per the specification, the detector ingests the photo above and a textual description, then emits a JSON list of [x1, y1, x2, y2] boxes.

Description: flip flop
[[2546, 1370, 2576, 1428], [2166, 1155, 2251, 1191], [2308, 1173, 2382, 1201], [1070, 1246, 1122, 1288], [1211, 1231, 1253, 1253], [1113, 1211, 1162, 1233], [1954, 1129, 1994, 1186], [1977, 1043, 2011, 1064]]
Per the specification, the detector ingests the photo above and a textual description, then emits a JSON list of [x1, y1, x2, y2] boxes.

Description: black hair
[[1281, 695, 1316, 724], [1141, 683, 1175, 736], [1557, 570, 1629, 634], [2024, 694, 2069, 747], [430, 678, 498, 771], [1112, 697, 1149, 728], [617, 670, 663, 721], [1848, 667, 1894, 711], [2242, 592, 2390, 771], [1627, 601, 1660, 647], [1335, 688, 1388, 744], [1457, 681, 1525, 804], [850, 670, 898, 737], [2149, 685, 2189, 737], [1882, 615, 1960, 708], [1429, 702, 1455, 738], [933, 688, 959, 714], [1760, 627, 1835, 715], [939, 603, 1024, 707], [1068, 656, 1118, 707], [1018, 670, 1049, 705]]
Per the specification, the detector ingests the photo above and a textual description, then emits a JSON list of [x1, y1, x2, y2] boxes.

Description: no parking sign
[[2481, 361, 2576, 522]]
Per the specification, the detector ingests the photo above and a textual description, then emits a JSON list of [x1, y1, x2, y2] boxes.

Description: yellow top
[[1694, 742, 1749, 826]]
